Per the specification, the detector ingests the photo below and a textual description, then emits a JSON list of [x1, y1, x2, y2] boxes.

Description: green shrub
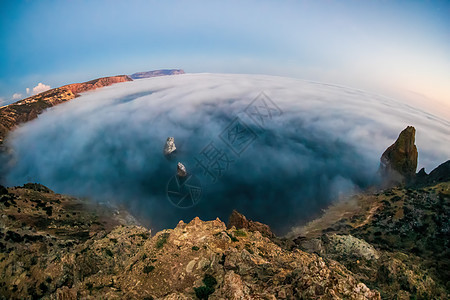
[[104, 248, 113, 257], [39, 282, 48, 293], [234, 229, 247, 237], [226, 232, 239, 242], [156, 233, 170, 249], [194, 274, 217, 299], [22, 183, 53, 193], [194, 286, 214, 299], [202, 274, 217, 287], [244, 244, 254, 254], [143, 265, 155, 274], [139, 232, 150, 239]]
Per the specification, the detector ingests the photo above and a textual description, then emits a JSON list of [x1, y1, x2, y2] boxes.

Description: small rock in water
[[164, 137, 177, 156], [177, 162, 187, 177]]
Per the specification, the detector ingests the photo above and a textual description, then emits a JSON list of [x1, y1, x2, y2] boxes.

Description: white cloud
[[26, 88, 30, 95], [31, 83, 51, 95], [12, 93, 22, 100]]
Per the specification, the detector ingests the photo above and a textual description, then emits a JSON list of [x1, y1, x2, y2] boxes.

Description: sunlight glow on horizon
[[0, 0, 448, 118]]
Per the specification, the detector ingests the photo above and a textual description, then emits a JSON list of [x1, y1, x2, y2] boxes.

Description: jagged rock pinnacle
[[379, 126, 418, 185]]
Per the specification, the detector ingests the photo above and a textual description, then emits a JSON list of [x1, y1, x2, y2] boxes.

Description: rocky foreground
[[0, 184, 380, 299], [292, 181, 449, 299], [1, 178, 449, 299]]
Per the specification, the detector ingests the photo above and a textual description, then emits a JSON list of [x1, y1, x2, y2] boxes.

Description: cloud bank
[[1, 74, 449, 234]]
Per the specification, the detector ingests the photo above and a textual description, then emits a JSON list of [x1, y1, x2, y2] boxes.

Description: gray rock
[[177, 162, 187, 177], [164, 137, 177, 156]]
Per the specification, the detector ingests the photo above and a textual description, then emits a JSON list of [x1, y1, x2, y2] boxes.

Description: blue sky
[[0, 0, 449, 117]]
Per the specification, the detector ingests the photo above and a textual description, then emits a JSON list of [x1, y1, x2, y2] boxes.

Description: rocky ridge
[[0, 69, 186, 146], [0, 75, 131, 146], [130, 69, 185, 80], [412, 160, 450, 187]]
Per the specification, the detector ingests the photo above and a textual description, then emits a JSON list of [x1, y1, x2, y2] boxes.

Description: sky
[[0, 0, 449, 118]]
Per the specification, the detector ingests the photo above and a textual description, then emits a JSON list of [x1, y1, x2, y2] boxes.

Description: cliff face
[[379, 126, 418, 185], [0, 75, 131, 145], [64, 75, 131, 94]]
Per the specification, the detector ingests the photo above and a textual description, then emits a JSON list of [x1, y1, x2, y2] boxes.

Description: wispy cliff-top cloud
[[30, 83, 51, 95], [12, 93, 22, 100], [2, 74, 449, 234]]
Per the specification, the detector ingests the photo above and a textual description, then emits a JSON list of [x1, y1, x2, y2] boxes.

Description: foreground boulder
[[227, 210, 275, 238], [379, 126, 418, 185]]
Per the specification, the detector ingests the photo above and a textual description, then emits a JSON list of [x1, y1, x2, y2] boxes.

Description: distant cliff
[[0, 75, 132, 145], [64, 75, 132, 94], [0, 69, 187, 146], [129, 69, 184, 79]]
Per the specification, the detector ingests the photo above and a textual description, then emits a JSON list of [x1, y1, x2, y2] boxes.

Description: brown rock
[[177, 162, 187, 177], [379, 126, 418, 185], [220, 271, 251, 299], [227, 210, 275, 238], [0, 75, 132, 145], [64, 75, 131, 94]]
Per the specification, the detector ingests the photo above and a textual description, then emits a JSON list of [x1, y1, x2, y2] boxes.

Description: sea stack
[[164, 137, 177, 156], [379, 126, 418, 185], [177, 162, 187, 177]]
